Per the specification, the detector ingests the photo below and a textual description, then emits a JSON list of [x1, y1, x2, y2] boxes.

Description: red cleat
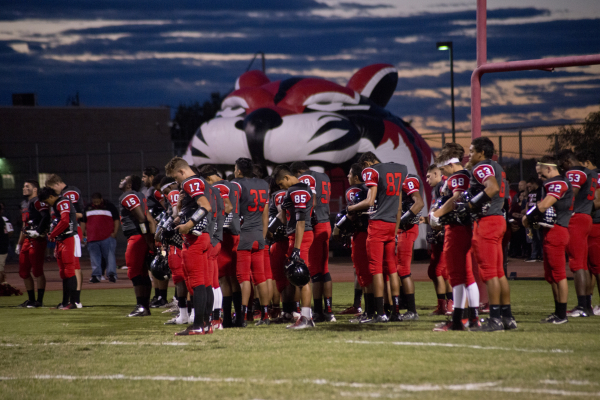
[[445, 300, 454, 316], [340, 306, 362, 315], [430, 299, 447, 316], [175, 326, 204, 336]]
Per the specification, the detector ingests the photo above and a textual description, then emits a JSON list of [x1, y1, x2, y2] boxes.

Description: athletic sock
[[74, 290, 81, 304], [405, 293, 416, 313], [353, 289, 362, 308], [468, 307, 479, 322], [37, 289, 45, 304], [67, 276, 77, 306], [324, 297, 332, 313], [501, 305, 513, 319], [446, 292, 453, 301], [193, 286, 206, 328], [577, 295, 587, 309], [301, 307, 312, 319], [392, 296, 400, 314], [27, 290, 35, 302], [313, 298, 323, 315], [223, 296, 233, 324], [556, 302, 567, 320], [375, 296, 384, 316], [232, 291, 242, 316], [261, 305, 268, 319], [154, 288, 159, 298], [384, 303, 391, 315], [586, 295, 593, 310], [490, 304, 501, 320], [452, 308, 464, 329], [160, 289, 168, 301], [62, 280, 69, 306], [399, 286, 406, 309], [187, 299, 193, 314], [205, 286, 214, 324], [295, 301, 301, 313], [365, 293, 375, 316], [436, 293, 445, 300], [241, 305, 248, 321], [282, 301, 294, 315]]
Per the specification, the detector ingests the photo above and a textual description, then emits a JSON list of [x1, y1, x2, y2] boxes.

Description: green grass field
[[1, 281, 600, 399]]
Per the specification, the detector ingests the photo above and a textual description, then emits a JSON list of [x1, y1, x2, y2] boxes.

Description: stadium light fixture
[[436, 41, 455, 144]]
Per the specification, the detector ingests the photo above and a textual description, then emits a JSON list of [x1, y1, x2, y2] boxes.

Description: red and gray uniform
[[147, 189, 165, 219], [564, 167, 595, 273], [166, 189, 185, 285], [442, 170, 475, 287], [427, 177, 448, 283], [396, 174, 423, 278], [233, 177, 269, 285], [269, 189, 290, 293], [282, 182, 314, 270], [19, 197, 50, 279], [180, 175, 211, 290], [299, 170, 332, 278], [362, 162, 406, 276], [346, 184, 370, 287], [49, 196, 80, 280], [207, 185, 224, 288], [214, 180, 240, 279], [61, 186, 84, 215], [588, 168, 600, 275], [540, 176, 573, 283], [119, 190, 150, 281], [470, 159, 507, 282]]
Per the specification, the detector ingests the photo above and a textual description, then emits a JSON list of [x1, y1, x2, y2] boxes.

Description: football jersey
[[166, 190, 179, 209], [213, 180, 241, 235], [60, 185, 84, 215], [179, 175, 213, 232], [447, 170, 471, 194], [298, 170, 331, 223], [470, 159, 506, 216], [50, 196, 78, 241], [207, 185, 225, 246], [542, 176, 573, 228], [118, 190, 148, 237], [565, 166, 597, 215], [269, 189, 287, 220], [594, 168, 600, 224], [282, 182, 313, 235], [146, 189, 165, 219], [362, 162, 407, 223], [402, 173, 424, 212], [345, 184, 369, 232], [21, 196, 50, 234], [234, 177, 269, 232]]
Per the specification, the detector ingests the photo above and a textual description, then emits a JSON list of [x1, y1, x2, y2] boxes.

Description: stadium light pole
[[436, 41, 455, 143]]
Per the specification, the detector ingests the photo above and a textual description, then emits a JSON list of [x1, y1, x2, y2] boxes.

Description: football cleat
[[465, 318, 481, 329], [205, 324, 214, 334], [430, 301, 447, 316], [401, 311, 419, 321], [174, 326, 204, 336], [150, 296, 167, 308], [271, 312, 295, 324], [433, 321, 465, 331], [212, 318, 224, 330], [360, 314, 389, 324], [593, 305, 600, 316], [286, 316, 315, 330], [163, 304, 179, 314], [502, 317, 518, 330], [164, 313, 189, 325], [540, 314, 568, 324], [75, 302, 83, 309], [471, 317, 504, 332], [61, 303, 78, 310], [255, 318, 270, 326], [18, 300, 34, 308], [567, 306, 590, 318], [389, 313, 402, 322], [349, 313, 370, 323], [27, 301, 43, 308], [54, 303, 66, 310], [479, 303, 490, 314], [269, 307, 282, 319], [445, 299, 454, 316], [323, 312, 336, 322], [128, 305, 151, 317], [340, 306, 362, 315]]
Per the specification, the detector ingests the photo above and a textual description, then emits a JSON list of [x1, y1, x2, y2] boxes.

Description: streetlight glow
[[437, 45, 449, 51]]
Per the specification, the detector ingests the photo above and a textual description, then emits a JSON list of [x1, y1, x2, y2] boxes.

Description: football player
[[523, 156, 573, 324], [290, 162, 334, 323], [148, 174, 170, 308], [118, 175, 154, 317], [16, 180, 50, 308], [468, 137, 516, 331], [273, 165, 315, 329], [141, 166, 160, 199], [38, 187, 81, 310], [558, 150, 598, 317], [431, 144, 480, 331], [233, 158, 271, 326], [45, 174, 85, 307], [166, 157, 213, 335], [348, 152, 406, 323], [395, 173, 425, 321]]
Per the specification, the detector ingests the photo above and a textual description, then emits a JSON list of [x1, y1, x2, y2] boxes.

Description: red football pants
[[236, 242, 266, 285], [287, 231, 314, 262], [270, 240, 290, 293], [366, 220, 397, 276], [19, 237, 46, 279], [396, 224, 419, 277], [263, 247, 273, 280], [567, 213, 592, 272], [125, 235, 149, 280], [588, 223, 600, 275], [218, 233, 239, 279], [56, 236, 77, 280], [352, 231, 371, 287], [168, 246, 185, 285], [543, 225, 570, 283], [427, 241, 448, 281], [443, 225, 475, 287], [208, 243, 221, 288], [308, 222, 331, 276], [182, 233, 210, 292], [472, 215, 506, 282]]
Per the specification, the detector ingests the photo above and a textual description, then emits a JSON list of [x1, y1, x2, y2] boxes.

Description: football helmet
[[284, 257, 310, 287], [150, 252, 171, 281]]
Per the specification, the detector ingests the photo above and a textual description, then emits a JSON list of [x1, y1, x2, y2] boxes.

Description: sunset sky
[[1, 0, 599, 134]]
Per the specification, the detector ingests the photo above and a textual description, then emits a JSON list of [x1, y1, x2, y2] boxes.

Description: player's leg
[[165, 247, 188, 325], [236, 247, 252, 327], [384, 227, 400, 320], [287, 231, 315, 329], [18, 240, 36, 307], [365, 221, 387, 322], [126, 235, 152, 316], [567, 214, 593, 316], [541, 226, 569, 323], [588, 224, 600, 313], [396, 225, 418, 320], [428, 242, 447, 315]]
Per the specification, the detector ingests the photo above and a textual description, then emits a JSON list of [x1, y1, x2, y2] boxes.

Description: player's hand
[[419, 216, 429, 224], [290, 248, 301, 261], [26, 230, 39, 238], [15, 244, 21, 255], [110, 232, 117, 238], [176, 221, 194, 234]]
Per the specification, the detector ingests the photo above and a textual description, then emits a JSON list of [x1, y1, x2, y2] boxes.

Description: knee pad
[[400, 274, 412, 280], [322, 272, 332, 283], [311, 273, 323, 283], [131, 276, 144, 286]]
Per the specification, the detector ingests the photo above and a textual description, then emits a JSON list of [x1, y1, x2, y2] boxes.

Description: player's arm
[[294, 220, 305, 249], [177, 195, 211, 235], [223, 197, 233, 214], [433, 191, 462, 218], [262, 204, 269, 239], [35, 206, 51, 235], [410, 192, 424, 215], [348, 186, 377, 212], [395, 190, 403, 233], [594, 186, 600, 210], [522, 195, 557, 228], [147, 212, 157, 234], [49, 203, 71, 239]]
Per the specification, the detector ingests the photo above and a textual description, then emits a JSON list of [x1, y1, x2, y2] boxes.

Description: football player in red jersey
[[273, 165, 315, 329], [46, 174, 85, 307], [468, 137, 516, 331], [16, 180, 50, 308], [431, 144, 480, 331], [290, 162, 334, 323], [558, 150, 598, 317], [148, 174, 170, 308], [166, 157, 213, 335], [233, 158, 271, 326], [348, 152, 406, 323], [395, 173, 424, 321], [523, 156, 573, 324], [38, 187, 81, 310]]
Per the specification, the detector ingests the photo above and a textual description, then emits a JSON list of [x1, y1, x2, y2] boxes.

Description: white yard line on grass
[[341, 340, 573, 353], [0, 375, 598, 397]]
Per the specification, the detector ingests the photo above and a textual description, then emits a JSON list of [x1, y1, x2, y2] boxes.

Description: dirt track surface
[[2, 256, 567, 292]]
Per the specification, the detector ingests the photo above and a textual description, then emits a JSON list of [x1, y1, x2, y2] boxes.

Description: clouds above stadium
[[1, 0, 599, 133]]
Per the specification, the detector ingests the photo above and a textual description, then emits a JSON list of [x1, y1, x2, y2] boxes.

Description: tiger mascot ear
[[347, 63, 398, 108]]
